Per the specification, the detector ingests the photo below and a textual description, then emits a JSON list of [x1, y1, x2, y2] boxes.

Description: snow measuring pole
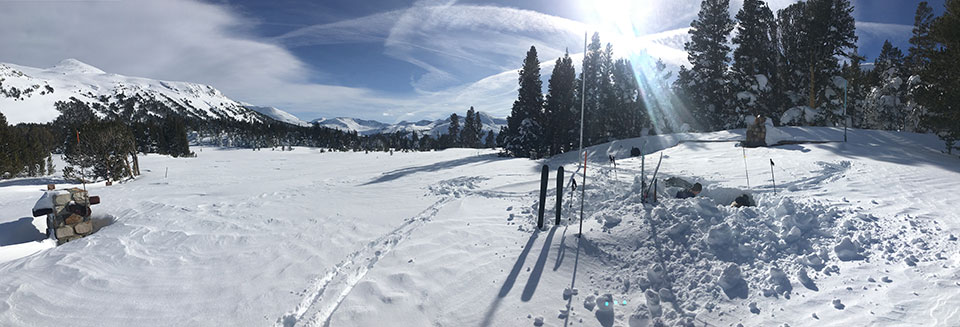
[[843, 80, 848, 143], [578, 31, 587, 237]]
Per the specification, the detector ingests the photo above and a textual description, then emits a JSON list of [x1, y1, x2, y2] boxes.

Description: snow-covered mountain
[[0, 59, 295, 125], [243, 105, 310, 127], [313, 111, 507, 136]]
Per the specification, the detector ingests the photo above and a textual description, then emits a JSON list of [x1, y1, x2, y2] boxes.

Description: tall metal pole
[[578, 31, 587, 237], [843, 80, 848, 142]]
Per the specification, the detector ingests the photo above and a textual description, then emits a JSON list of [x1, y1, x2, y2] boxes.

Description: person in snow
[[675, 183, 702, 199]]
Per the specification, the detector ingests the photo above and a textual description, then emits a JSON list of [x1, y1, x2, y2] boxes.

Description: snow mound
[[565, 163, 958, 326]]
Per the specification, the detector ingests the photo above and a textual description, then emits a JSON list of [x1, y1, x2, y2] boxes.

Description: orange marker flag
[[76, 130, 80, 145]]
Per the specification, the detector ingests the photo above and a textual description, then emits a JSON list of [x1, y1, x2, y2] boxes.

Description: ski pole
[[770, 159, 776, 195]]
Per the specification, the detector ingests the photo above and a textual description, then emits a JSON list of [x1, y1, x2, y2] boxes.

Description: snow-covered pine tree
[[841, 51, 870, 129], [919, 0, 960, 153], [681, 0, 734, 131], [731, 0, 779, 126], [864, 41, 907, 130], [776, 0, 857, 126], [505, 46, 545, 158], [544, 50, 577, 156]]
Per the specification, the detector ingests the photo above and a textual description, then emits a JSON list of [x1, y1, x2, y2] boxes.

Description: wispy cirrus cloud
[[0, 0, 921, 123]]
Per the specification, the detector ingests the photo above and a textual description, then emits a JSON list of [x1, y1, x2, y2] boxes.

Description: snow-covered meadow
[[1, 127, 958, 326]]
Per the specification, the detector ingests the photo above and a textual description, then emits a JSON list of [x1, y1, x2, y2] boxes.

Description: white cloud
[[0, 0, 915, 123]]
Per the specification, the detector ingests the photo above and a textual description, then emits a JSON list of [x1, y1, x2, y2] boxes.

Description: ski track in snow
[[277, 197, 452, 327]]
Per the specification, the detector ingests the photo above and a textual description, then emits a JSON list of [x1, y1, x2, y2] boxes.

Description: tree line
[[1, 97, 502, 181], [500, 0, 960, 158]]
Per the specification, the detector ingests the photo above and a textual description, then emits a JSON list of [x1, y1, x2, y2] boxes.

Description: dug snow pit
[[533, 316, 544, 326], [719, 264, 748, 299], [834, 237, 864, 261]]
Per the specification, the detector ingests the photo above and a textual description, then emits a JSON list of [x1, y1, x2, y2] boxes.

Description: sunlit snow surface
[[1, 127, 958, 326]]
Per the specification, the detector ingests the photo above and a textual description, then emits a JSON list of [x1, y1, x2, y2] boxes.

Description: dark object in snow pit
[[33, 188, 101, 245], [630, 147, 642, 157], [731, 194, 756, 208]]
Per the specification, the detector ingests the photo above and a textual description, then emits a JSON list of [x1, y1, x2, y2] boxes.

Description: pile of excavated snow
[[548, 168, 958, 327]]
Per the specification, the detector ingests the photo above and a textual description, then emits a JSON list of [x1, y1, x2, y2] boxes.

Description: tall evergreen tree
[[0, 112, 11, 178], [504, 46, 545, 158], [447, 113, 461, 148], [577, 33, 604, 145], [731, 0, 780, 125], [544, 50, 577, 156], [610, 58, 644, 138], [484, 131, 496, 148], [680, 0, 735, 131], [919, 0, 960, 153], [777, 0, 857, 126], [907, 1, 937, 75], [842, 51, 870, 129], [865, 40, 907, 130], [461, 108, 478, 148]]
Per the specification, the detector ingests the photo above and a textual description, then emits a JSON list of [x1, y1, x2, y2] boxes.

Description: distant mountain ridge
[[312, 112, 506, 136], [0, 59, 284, 125]]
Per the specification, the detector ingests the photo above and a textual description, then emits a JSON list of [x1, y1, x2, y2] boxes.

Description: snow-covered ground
[[1, 127, 958, 326]]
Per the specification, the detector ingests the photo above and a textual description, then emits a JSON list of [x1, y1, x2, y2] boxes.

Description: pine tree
[[578, 33, 604, 145], [903, 1, 937, 132], [919, 0, 960, 153], [681, 0, 734, 131], [0, 112, 11, 178], [777, 0, 857, 126], [907, 1, 937, 75], [865, 40, 907, 130], [731, 0, 780, 125], [505, 46, 545, 158], [471, 110, 483, 147], [842, 51, 870, 129], [484, 130, 496, 148], [462, 108, 478, 148], [610, 58, 644, 138], [544, 50, 577, 156], [447, 113, 460, 148], [642, 58, 680, 134]]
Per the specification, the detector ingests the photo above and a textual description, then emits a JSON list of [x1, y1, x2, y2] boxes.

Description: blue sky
[[0, 0, 943, 122]]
